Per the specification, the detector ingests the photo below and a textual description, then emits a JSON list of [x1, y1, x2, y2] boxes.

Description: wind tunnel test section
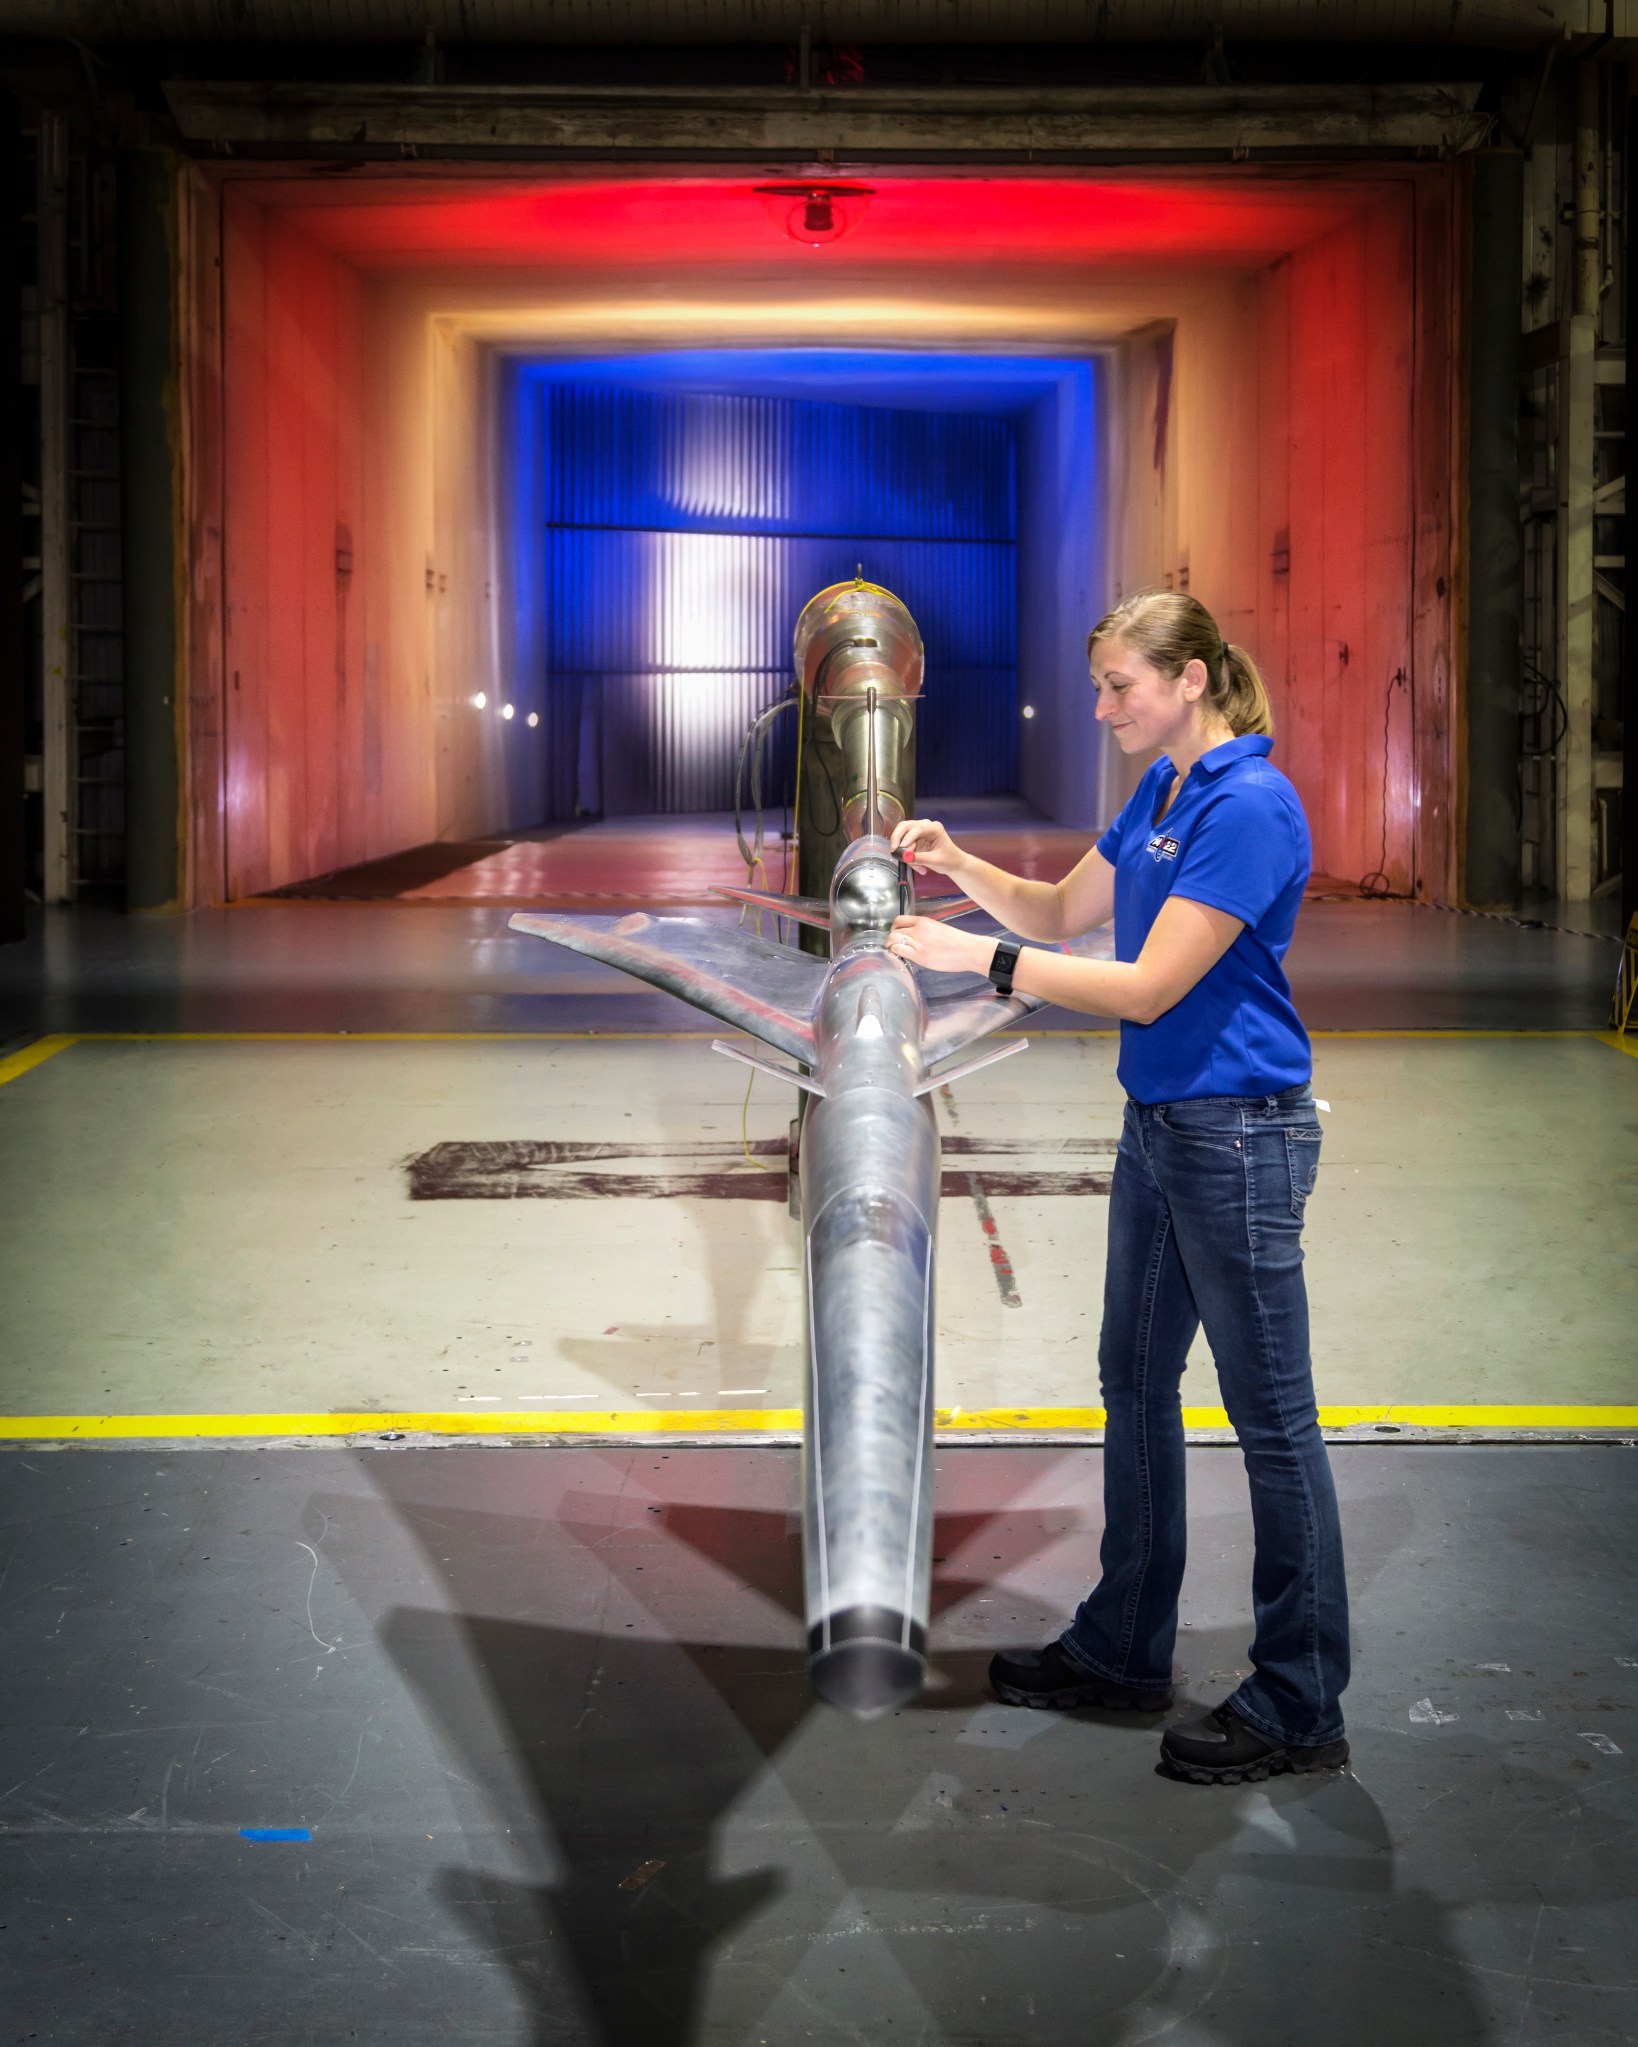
[[500, 351, 1096, 832], [202, 168, 1458, 911]]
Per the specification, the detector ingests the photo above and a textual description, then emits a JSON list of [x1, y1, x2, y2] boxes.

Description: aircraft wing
[[509, 911, 828, 1062], [920, 925, 1117, 1067]]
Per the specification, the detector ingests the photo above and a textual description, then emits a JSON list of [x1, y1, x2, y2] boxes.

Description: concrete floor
[[0, 1442, 1633, 2047], [0, 876, 1634, 2042], [0, 1031, 1633, 1424]]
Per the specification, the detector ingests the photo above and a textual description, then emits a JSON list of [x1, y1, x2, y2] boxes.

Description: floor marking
[[1309, 1028, 1621, 1040], [939, 1082, 1022, 1307], [405, 1136, 1112, 1204], [0, 1035, 77, 1087], [2, 1404, 1634, 1442], [1598, 1030, 1638, 1060]]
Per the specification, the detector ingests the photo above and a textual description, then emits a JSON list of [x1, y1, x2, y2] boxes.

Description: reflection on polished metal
[[510, 581, 1111, 1715], [793, 577, 923, 841]]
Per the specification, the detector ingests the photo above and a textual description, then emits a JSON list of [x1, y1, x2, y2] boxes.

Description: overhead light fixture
[[471, 692, 487, 709], [755, 182, 873, 247], [526, 711, 540, 728], [501, 703, 515, 720]]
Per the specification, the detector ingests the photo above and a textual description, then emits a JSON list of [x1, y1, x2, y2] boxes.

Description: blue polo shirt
[[1095, 734, 1311, 1104]]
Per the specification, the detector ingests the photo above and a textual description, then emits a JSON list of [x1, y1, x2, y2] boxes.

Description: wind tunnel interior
[[205, 169, 1458, 905]]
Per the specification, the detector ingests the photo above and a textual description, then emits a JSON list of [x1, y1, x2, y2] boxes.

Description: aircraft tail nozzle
[[809, 1607, 926, 1716]]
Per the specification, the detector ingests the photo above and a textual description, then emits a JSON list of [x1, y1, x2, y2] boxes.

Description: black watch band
[[988, 939, 1023, 997]]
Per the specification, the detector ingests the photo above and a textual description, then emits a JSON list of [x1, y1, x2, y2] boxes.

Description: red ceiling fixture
[[755, 182, 874, 247]]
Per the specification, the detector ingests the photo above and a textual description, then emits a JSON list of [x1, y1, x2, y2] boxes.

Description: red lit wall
[[1110, 181, 1455, 895], [219, 193, 515, 896], [193, 167, 1459, 903]]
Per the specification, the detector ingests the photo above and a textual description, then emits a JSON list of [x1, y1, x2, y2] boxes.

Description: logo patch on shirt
[[1145, 832, 1181, 863]]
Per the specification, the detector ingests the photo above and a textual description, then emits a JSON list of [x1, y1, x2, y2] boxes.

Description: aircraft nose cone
[[808, 1607, 926, 1716]]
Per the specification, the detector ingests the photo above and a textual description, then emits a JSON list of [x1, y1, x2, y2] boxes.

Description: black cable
[[1359, 668, 1409, 899], [800, 699, 846, 841], [734, 692, 797, 875]]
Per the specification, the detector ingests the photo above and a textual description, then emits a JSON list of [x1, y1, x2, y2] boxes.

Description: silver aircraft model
[[510, 578, 1110, 1716]]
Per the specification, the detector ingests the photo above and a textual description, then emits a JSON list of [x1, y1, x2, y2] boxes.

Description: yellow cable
[[741, 850, 766, 937], [788, 682, 806, 896], [740, 1061, 779, 1171]]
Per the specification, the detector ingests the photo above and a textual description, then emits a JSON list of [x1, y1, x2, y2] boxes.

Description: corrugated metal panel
[[539, 391, 1016, 818], [546, 531, 1015, 672], [547, 385, 1013, 543]]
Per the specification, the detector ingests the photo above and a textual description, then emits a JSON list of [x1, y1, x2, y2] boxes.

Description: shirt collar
[[1187, 734, 1273, 779]]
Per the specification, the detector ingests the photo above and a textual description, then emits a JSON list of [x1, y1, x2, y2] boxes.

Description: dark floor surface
[[1, 1444, 1633, 2046], [0, 892, 1620, 1043]]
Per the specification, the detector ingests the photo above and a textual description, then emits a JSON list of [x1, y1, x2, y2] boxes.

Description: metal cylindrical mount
[[118, 148, 182, 913], [793, 579, 922, 952], [793, 578, 923, 843], [1464, 150, 1524, 911]]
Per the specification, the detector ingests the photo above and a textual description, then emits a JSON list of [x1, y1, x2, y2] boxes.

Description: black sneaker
[[989, 1641, 1174, 1713], [1159, 1702, 1350, 1785]]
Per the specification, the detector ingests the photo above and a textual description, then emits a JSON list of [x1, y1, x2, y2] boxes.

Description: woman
[[887, 590, 1349, 1787]]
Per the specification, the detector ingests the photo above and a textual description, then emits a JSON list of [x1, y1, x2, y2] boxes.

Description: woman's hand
[[889, 816, 964, 877], [887, 916, 992, 975]]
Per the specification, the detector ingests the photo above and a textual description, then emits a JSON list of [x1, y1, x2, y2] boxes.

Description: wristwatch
[[988, 938, 1023, 997]]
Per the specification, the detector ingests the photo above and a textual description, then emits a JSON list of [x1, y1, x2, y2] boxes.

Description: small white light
[[526, 711, 539, 728], [501, 703, 515, 720], [1021, 704, 1036, 719], [471, 692, 487, 709]]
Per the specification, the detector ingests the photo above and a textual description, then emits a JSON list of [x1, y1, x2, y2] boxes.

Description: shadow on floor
[[337, 1456, 1500, 2047]]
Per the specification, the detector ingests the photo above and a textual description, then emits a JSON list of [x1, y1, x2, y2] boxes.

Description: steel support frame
[[1627, 94, 1638, 942], [1556, 311, 1599, 901], [36, 110, 71, 906]]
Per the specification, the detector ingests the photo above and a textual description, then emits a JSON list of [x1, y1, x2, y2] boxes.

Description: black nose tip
[[809, 1607, 926, 1716]]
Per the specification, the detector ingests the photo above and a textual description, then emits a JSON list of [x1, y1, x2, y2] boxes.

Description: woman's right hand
[[890, 816, 964, 877]]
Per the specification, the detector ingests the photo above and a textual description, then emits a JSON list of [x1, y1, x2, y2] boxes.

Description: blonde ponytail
[[1088, 590, 1273, 738]]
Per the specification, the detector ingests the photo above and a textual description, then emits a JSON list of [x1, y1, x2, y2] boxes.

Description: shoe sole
[[1157, 1745, 1350, 1786], [992, 1679, 1174, 1714]]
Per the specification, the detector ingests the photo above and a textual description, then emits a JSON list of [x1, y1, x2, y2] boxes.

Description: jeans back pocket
[[1285, 1125, 1323, 1217]]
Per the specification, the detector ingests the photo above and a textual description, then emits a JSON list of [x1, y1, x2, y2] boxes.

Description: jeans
[[1061, 1084, 1350, 1744]]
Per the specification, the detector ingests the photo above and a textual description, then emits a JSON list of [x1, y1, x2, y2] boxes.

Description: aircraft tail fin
[[913, 894, 979, 922], [920, 926, 1116, 1065], [713, 886, 832, 930]]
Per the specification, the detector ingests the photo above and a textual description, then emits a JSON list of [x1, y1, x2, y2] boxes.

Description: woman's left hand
[[887, 916, 993, 975]]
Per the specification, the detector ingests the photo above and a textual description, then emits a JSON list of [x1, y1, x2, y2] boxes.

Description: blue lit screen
[[502, 350, 1096, 822]]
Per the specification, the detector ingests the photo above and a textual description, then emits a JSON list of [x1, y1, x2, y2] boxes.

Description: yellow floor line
[[0, 1035, 78, 1087], [10, 1027, 1628, 1049], [2, 1404, 1634, 1441], [1310, 1028, 1611, 1039]]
